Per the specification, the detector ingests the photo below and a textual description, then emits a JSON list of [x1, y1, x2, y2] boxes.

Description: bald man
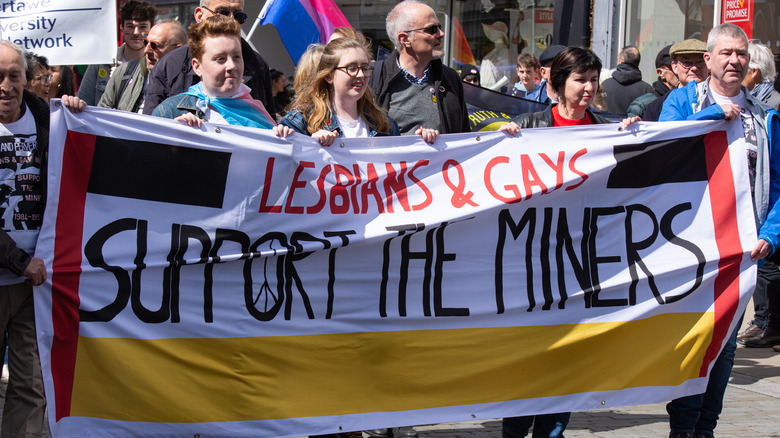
[[98, 20, 186, 112]]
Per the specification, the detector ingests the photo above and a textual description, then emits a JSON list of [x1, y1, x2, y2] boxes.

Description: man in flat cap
[[642, 38, 708, 121]]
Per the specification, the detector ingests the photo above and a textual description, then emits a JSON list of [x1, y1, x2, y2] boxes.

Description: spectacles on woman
[[202, 6, 248, 24], [335, 64, 374, 77], [33, 74, 52, 83]]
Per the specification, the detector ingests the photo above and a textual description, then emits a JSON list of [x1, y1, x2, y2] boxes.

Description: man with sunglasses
[[78, 0, 156, 106], [143, 0, 275, 116], [369, 0, 468, 136], [98, 20, 186, 113], [642, 39, 709, 121]]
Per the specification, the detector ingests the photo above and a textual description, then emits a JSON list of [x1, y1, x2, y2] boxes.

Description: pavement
[[1, 302, 778, 437]]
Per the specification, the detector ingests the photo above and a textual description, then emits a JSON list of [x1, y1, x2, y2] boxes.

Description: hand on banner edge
[[23, 257, 46, 286], [751, 238, 772, 262], [272, 124, 294, 138], [60, 95, 86, 113], [313, 129, 338, 146], [620, 116, 642, 129], [175, 113, 204, 128], [415, 126, 439, 144], [498, 121, 520, 136]]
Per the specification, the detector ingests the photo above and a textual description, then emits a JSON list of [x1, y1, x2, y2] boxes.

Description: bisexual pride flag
[[259, 0, 351, 64]]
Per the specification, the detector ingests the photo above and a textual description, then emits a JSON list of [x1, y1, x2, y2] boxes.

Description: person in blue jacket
[[659, 23, 780, 438]]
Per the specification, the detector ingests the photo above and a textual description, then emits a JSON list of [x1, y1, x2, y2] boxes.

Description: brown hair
[[120, 0, 156, 24], [289, 37, 391, 134], [188, 14, 241, 62], [516, 52, 538, 69]]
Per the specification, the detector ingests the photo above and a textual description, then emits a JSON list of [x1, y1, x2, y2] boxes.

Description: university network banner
[[0, 0, 117, 65], [36, 103, 757, 437]]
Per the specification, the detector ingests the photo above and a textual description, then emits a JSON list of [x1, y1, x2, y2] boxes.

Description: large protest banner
[[36, 103, 756, 437], [0, 0, 117, 64]]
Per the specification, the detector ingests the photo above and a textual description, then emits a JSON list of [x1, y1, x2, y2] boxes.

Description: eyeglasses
[[674, 59, 706, 69], [404, 23, 442, 35], [202, 6, 248, 24], [33, 74, 52, 83], [143, 39, 168, 50], [335, 64, 374, 77]]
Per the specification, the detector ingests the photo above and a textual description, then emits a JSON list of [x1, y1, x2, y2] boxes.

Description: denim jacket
[[151, 94, 204, 120], [279, 108, 401, 137]]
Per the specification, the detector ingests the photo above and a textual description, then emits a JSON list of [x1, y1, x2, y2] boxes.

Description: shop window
[[451, 0, 555, 91], [623, 0, 713, 83]]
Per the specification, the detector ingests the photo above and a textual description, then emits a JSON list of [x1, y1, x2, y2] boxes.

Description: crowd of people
[[0, 0, 777, 437]]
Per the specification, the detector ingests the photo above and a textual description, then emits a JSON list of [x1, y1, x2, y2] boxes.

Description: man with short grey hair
[[368, 0, 468, 135], [660, 23, 780, 438]]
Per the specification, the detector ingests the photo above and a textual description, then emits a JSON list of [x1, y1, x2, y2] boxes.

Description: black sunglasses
[[202, 6, 248, 24], [404, 23, 442, 35], [143, 39, 166, 50]]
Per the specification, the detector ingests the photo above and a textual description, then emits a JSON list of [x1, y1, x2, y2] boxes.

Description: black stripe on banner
[[607, 134, 708, 188], [87, 136, 231, 208]]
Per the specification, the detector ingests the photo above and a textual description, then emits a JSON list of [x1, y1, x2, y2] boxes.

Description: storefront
[[155, 0, 779, 88]]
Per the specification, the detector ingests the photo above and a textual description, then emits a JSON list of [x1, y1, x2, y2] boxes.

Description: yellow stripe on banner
[[70, 312, 713, 423]]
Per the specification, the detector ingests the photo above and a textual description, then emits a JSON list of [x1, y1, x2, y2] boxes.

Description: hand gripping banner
[[36, 103, 757, 437]]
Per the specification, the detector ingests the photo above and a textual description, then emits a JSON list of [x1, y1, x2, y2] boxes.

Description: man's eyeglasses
[[404, 24, 442, 35], [202, 6, 248, 24], [674, 59, 706, 69], [143, 39, 168, 50], [335, 64, 374, 77]]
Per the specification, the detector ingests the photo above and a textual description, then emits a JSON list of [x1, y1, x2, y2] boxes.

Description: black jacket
[[369, 50, 469, 134], [601, 63, 654, 114], [143, 39, 275, 115], [511, 104, 612, 128], [0, 90, 49, 276]]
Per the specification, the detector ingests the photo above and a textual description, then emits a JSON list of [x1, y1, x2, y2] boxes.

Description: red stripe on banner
[[50, 131, 96, 421], [700, 130, 741, 377]]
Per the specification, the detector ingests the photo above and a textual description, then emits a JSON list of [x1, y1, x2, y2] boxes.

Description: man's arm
[[77, 64, 99, 106], [97, 63, 126, 109], [143, 59, 171, 115], [0, 229, 44, 284], [757, 111, 780, 258]]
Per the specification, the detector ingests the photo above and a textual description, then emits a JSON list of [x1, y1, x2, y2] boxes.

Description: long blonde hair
[[289, 37, 391, 134]]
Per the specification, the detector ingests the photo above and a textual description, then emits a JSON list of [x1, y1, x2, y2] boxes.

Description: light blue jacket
[[660, 80, 780, 253]]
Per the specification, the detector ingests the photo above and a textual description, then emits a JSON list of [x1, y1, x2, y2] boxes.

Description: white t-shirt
[[0, 104, 42, 285], [708, 87, 758, 196], [337, 115, 369, 138]]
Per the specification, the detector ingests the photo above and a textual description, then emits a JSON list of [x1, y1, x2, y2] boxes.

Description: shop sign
[[722, 0, 753, 37]]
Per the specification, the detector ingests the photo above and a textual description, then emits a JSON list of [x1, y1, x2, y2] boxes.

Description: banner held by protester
[[36, 103, 756, 437]]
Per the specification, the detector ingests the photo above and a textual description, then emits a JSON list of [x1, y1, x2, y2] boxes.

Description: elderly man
[[642, 38, 709, 121], [660, 23, 780, 438], [98, 20, 187, 113], [143, 0, 274, 116], [0, 40, 49, 438], [368, 0, 468, 135]]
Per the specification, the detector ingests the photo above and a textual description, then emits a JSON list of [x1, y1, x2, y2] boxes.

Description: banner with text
[[36, 105, 757, 437], [0, 0, 117, 65]]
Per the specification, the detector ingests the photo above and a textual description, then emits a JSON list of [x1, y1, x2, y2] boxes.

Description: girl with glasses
[[279, 37, 407, 145]]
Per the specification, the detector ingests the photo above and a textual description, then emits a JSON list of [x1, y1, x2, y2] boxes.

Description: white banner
[[36, 103, 757, 437], [0, 0, 117, 64]]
